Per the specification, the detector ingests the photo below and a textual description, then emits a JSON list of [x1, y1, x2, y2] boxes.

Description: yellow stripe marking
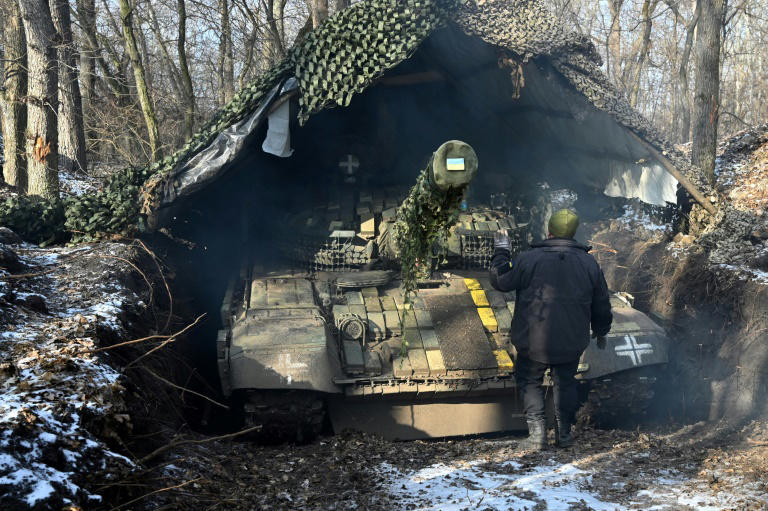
[[477, 307, 498, 332], [463, 278, 482, 290], [470, 289, 490, 307], [494, 349, 514, 371]]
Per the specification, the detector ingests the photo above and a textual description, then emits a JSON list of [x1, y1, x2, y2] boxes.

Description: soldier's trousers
[[515, 356, 580, 423]]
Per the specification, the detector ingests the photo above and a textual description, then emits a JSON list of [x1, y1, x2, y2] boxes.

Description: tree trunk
[[626, 0, 658, 108], [17, 0, 59, 198], [118, 0, 161, 161], [264, 0, 286, 65], [607, 0, 625, 85], [308, 0, 328, 28], [177, 0, 195, 140], [676, 2, 699, 143], [73, 0, 129, 103], [51, 0, 87, 174], [691, 0, 725, 183], [333, 0, 350, 13], [75, 0, 96, 103], [0, 0, 28, 190], [219, 0, 235, 104]]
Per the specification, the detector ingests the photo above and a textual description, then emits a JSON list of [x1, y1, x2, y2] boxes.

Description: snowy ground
[[0, 239, 144, 509], [129, 422, 768, 511], [379, 440, 767, 511]]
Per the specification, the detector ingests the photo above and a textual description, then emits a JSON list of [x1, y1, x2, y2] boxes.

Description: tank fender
[[222, 318, 344, 395], [579, 308, 669, 379]]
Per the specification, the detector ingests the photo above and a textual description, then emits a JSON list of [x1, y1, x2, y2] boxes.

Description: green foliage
[[0, 166, 154, 245], [64, 166, 154, 243], [0, 195, 66, 246], [393, 166, 466, 355]]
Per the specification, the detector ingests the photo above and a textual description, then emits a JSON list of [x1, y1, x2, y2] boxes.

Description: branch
[[107, 477, 202, 511], [139, 426, 261, 465], [141, 365, 229, 411], [720, 110, 750, 127], [85, 313, 206, 353]]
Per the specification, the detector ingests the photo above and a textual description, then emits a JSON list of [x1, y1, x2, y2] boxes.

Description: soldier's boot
[[518, 418, 547, 451], [555, 417, 574, 448]]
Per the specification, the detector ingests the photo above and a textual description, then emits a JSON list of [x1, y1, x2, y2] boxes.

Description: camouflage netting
[[292, 0, 454, 124], [1, 0, 716, 244], [393, 165, 466, 299]]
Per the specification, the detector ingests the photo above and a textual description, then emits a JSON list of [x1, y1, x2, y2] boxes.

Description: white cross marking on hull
[[614, 334, 654, 365]]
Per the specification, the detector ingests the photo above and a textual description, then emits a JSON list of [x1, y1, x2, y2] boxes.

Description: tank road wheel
[[577, 367, 661, 429], [241, 390, 326, 444]]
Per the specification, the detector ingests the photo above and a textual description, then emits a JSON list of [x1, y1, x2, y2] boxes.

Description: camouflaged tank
[[217, 141, 669, 441]]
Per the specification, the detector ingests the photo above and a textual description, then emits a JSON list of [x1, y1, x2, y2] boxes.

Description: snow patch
[[379, 453, 767, 511], [0, 242, 142, 508], [618, 205, 672, 233], [381, 459, 617, 511]]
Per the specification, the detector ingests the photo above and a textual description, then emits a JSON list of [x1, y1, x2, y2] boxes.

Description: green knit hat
[[548, 209, 580, 238]]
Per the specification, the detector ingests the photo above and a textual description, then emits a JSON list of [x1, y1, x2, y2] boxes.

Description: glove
[[592, 331, 607, 350], [494, 229, 511, 251]]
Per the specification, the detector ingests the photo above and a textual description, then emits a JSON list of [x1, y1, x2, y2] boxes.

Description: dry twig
[[141, 366, 229, 411], [135, 238, 174, 333], [84, 313, 206, 354], [107, 477, 202, 511], [139, 426, 261, 465]]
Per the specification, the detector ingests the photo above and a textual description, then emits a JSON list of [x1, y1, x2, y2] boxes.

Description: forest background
[[0, 0, 763, 200]]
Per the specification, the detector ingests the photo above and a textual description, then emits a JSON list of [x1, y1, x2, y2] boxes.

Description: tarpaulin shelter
[[139, 0, 715, 232]]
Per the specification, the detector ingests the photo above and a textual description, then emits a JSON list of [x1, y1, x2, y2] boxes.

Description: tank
[[216, 141, 669, 441]]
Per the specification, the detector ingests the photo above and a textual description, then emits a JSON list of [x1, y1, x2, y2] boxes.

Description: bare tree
[[264, 0, 288, 65], [0, 0, 28, 190], [17, 0, 59, 198], [307, 0, 328, 28], [51, 0, 87, 174], [118, 0, 161, 161], [607, 0, 625, 84], [219, 0, 235, 104], [177, 0, 195, 139], [75, 0, 97, 103], [664, 0, 700, 143], [623, 0, 659, 107], [692, 0, 726, 183]]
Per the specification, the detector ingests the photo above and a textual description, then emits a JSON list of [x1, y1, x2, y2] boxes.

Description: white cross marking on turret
[[339, 154, 359, 174], [614, 334, 654, 366]]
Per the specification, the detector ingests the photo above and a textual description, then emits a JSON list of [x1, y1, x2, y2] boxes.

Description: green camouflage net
[[393, 166, 465, 302], [392, 164, 466, 356], [0, 195, 65, 246], [292, 0, 454, 124]]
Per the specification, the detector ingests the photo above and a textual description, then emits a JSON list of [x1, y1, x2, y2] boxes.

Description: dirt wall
[[590, 224, 768, 424]]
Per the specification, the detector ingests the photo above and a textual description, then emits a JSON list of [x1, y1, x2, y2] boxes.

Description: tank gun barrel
[[424, 140, 478, 192], [391, 140, 478, 279], [395, 140, 478, 222]]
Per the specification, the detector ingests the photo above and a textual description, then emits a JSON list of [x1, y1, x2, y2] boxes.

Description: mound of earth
[[0, 235, 147, 509]]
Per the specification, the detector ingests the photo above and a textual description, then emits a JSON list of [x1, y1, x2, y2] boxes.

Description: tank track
[[242, 390, 325, 443], [578, 367, 660, 429]]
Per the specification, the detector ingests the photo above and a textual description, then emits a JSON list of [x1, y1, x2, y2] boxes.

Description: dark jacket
[[490, 238, 612, 364]]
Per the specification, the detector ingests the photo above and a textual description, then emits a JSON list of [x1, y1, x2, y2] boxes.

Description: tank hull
[[327, 394, 527, 440]]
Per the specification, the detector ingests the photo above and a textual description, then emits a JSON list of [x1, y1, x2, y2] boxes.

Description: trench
[[137, 200, 768, 438], [131, 25, 767, 440]]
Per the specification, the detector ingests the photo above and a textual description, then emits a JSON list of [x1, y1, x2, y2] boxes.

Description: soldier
[[490, 209, 612, 450]]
